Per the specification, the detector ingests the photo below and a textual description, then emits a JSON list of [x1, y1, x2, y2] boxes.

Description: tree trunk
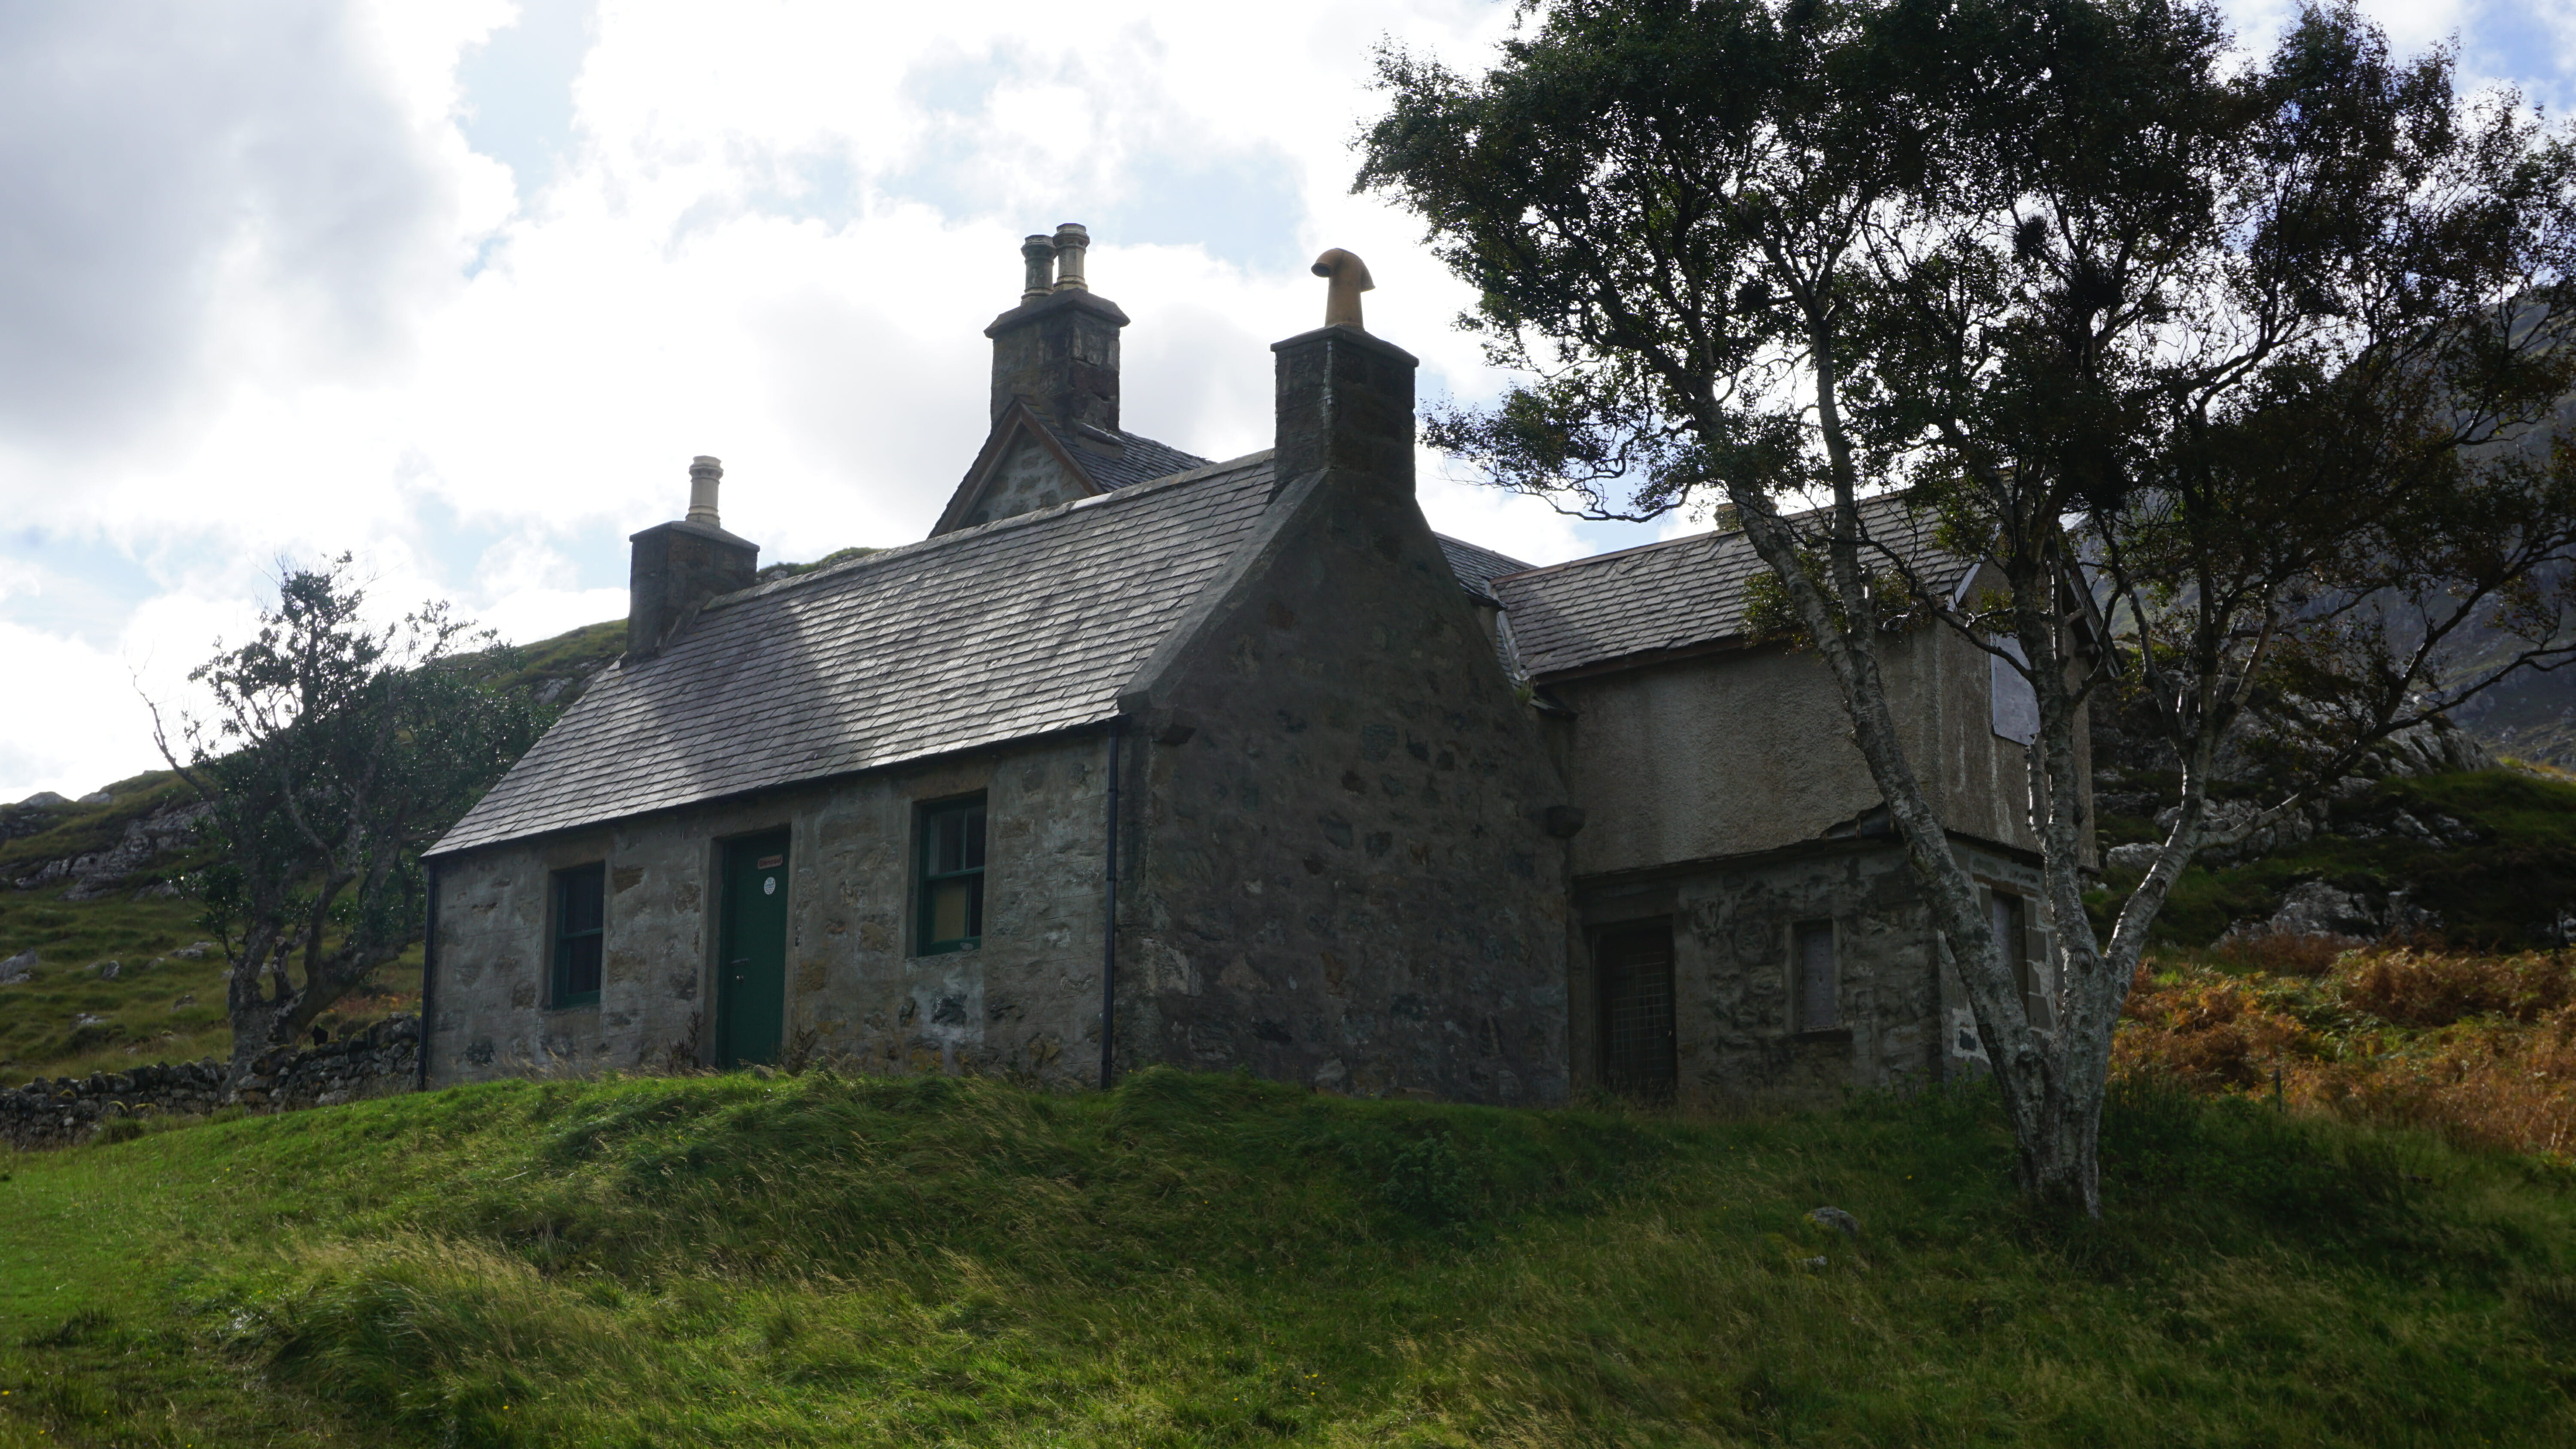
[[2017, 1073, 2104, 1213], [1707, 340, 2097, 1213], [223, 935, 298, 1087]]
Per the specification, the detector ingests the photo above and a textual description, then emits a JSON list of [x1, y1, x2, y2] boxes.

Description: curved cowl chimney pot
[[1311, 249, 1374, 330]]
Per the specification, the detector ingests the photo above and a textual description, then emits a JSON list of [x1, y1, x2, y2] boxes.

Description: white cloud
[[2, 0, 2567, 800]]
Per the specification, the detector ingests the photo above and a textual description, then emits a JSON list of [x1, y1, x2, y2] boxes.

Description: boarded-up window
[[1987, 888, 2057, 1031], [1990, 639, 2039, 745], [1794, 920, 1838, 1032], [1596, 921, 1676, 1099]]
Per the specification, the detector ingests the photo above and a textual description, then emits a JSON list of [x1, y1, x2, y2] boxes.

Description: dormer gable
[[931, 399, 1105, 535]]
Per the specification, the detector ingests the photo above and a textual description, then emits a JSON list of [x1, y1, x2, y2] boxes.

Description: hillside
[[2089, 766, 2576, 949], [0, 615, 630, 1084], [3, 1070, 2574, 1447]]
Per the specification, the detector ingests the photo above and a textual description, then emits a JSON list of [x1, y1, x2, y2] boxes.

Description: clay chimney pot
[[1020, 234, 1055, 300], [1052, 223, 1091, 292], [686, 455, 723, 527]]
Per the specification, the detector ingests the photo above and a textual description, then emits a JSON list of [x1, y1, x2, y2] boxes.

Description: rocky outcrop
[[0, 794, 69, 846], [2140, 798, 2326, 868], [0, 1015, 417, 1150], [9, 798, 210, 898], [2364, 716, 2495, 778], [2216, 880, 2441, 951]]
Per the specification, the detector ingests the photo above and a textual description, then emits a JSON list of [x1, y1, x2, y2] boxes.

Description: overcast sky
[[1, 0, 2569, 802]]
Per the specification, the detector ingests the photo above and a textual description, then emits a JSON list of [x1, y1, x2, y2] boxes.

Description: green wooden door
[[718, 832, 790, 1067]]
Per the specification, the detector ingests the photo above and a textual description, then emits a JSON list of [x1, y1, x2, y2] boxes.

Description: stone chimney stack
[[1271, 251, 1416, 503], [627, 456, 759, 661], [985, 222, 1128, 434]]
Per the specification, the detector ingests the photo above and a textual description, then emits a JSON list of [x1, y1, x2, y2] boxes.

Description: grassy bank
[[4, 1070, 2574, 1446]]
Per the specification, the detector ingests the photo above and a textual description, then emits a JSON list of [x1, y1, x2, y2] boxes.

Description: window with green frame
[[552, 863, 605, 1006], [916, 796, 986, 954]]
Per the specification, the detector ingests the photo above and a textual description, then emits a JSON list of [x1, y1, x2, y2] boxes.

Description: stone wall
[[1, 1015, 418, 1150], [425, 734, 1114, 1088], [1576, 843, 1939, 1108], [1570, 839, 2063, 1109]]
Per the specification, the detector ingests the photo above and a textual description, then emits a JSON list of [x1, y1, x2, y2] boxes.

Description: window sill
[[914, 939, 982, 959], [548, 996, 601, 1012], [1787, 1028, 1853, 1045]]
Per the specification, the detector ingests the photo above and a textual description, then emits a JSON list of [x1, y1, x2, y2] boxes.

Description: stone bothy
[[422, 225, 2089, 1109]]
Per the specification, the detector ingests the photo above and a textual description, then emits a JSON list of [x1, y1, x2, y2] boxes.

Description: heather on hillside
[[2118, 944, 2576, 1158]]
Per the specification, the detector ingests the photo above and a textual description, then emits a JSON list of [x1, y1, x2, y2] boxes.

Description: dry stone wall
[[1, 1015, 417, 1150]]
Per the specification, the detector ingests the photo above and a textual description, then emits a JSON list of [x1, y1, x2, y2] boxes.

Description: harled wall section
[[423, 734, 1113, 1087], [1550, 619, 2091, 874]]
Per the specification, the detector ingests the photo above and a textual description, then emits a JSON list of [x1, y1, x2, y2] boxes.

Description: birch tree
[[1360, 0, 2576, 1211]]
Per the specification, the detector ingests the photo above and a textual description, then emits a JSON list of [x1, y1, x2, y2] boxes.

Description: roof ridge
[[1488, 491, 1932, 586], [711, 449, 1277, 610], [1488, 527, 1736, 585]]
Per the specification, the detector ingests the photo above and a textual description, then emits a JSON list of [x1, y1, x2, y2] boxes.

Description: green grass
[[468, 617, 624, 700], [756, 546, 881, 583], [2093, 767, 2576, 949], [3, 1069, 2573, 1446], [0, 886, 232, 1082]]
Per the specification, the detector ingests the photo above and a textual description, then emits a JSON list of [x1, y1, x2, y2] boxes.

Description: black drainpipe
[[417, 860, 439, 1091], [1099, 716, 1123, 1090]]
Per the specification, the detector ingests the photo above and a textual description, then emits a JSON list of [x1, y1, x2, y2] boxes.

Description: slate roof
[[1490, 494, 1972, 679], [1436, 535, 1536, 604], [433, 446, 1546, 856], [1045, 421, 1212, 494], [431, 453, 1276, 857]]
